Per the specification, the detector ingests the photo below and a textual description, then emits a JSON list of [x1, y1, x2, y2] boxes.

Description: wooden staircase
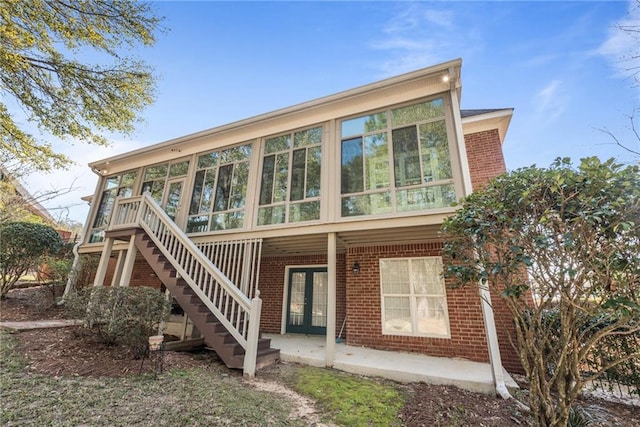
[[131, 231, 280, 370]]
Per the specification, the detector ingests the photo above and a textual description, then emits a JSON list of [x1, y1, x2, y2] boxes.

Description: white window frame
[[379, 256, 451, 339]]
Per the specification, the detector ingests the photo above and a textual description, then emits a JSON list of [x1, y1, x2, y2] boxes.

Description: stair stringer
[[132, 231, 280, 371]]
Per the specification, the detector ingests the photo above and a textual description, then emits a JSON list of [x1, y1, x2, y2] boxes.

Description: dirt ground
[[2, 285, 639, 426]]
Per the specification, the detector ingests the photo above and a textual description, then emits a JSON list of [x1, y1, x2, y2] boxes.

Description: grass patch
[[293, 366, 404, 426]]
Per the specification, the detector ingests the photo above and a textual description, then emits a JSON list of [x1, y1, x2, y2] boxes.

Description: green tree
[[0, 221, 62, 297], [0, 0, 162, 171], [442, 157, 640, 427]]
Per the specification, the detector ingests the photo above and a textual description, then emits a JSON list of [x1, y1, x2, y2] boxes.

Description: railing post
[[243, 291, 262, 378]]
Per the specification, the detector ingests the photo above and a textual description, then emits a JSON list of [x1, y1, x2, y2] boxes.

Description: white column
[[325, 232, 337, 367], [93, 237, 114, 287], [117, 235, 138, 287]]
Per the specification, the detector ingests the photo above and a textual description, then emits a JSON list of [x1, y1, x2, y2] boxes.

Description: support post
[[117, 235, 138, 287], [110, 250, 126, 287], [243, 291, 262, 378], [326, 232, 337, 367], [93, 237, 114, 287]]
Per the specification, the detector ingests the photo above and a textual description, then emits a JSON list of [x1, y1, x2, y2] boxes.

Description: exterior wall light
[[351, 261, 360, 275]]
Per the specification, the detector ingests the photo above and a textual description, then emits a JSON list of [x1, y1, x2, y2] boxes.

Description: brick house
[[77, 58, 518, 380]]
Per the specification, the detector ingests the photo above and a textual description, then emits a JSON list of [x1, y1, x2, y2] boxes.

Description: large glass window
[[88, 171, 137, 243], [141, 159, 190, 203], [258, 126, 322, 226], [187, 144, 252, 233], [340, 98, 456, 217], [380, 257, 450, 338]]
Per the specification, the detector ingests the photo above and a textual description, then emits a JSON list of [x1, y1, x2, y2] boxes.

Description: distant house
[[78, 59, 518, 380]]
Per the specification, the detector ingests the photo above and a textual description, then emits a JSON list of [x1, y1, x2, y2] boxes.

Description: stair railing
[[108, 193, 262, 376]]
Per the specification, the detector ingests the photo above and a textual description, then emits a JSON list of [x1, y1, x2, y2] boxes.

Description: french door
[[286, 267, 328, 335]]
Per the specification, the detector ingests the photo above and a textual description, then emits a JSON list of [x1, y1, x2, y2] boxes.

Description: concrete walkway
[[266, 333, 518, 395], [0, 319, 83, 331]]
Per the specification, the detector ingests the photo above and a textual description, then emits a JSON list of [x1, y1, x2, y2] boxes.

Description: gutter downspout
[[479, 278, 512, 399]]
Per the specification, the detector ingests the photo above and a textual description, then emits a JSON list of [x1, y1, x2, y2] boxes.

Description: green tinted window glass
[[289, 200, 320, 222], [169, 161, 189, 177], [144, 164, 168, 180], [273, 153, 289, 203], [198, 152, 218, 169], [391, 98, 444, 127], [265, 135, 290, 154], [306, 146, 321, 198], [290, 149, 306, 201], [294, 126, 322, 148], [221, 144, 252, 163], [259, 155, 275, 206], [341, 137, 363, 194]]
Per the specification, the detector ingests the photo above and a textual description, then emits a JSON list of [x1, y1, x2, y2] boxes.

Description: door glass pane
[[311, 272, 328, 327], [164, 181, 182, 221], [289, 273, 305, 326]]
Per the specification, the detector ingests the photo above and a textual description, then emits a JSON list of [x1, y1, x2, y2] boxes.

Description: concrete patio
[[265, 333, 518, 395]]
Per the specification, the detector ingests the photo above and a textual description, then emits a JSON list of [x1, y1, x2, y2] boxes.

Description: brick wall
[[345, 243, 490, 363], [79, 252, 162, 290]]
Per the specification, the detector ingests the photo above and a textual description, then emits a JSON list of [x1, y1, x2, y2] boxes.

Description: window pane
[[169, 160, 189, 178], [392, 98, 444, 127], [420, 120, 452, 181], [189, 170, 205, 215], [198, 152, 218, 169], [121, 173, 136, 186], [396, 184, 456, 211], [210, 211, 244, 231], [214, 164, 233, 212], [259, 155, 275, 205], [383, 296, 412, 333], [93, 189, 116, 228], [415, 297, 449, 336], [88, 229, 105, 243], [341, 192, 392, 217], [380, 259, 410, 294], [230, 161, 249, 209], [289, 200, 320, 222], [393, 127, 421, 187], [104, 177, 119, 189], [341, 113, 387, 138], [221, 144, 252, 163], [144, 164, 167, 180], [306, 146, 321, 197], [187, 215, 209, 233], [364, 133, 390, 190], [273, 153, 289, 203], [411, 258, 445, 295], [200, 169, 217, 213], [341, 137, 363, 194], [290, 149, 306, 201], [257, 205, 286, 226], [294, 126, 322, 148], [265, 135, 290, 154]]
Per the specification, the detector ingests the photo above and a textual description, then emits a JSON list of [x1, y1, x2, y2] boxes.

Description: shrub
[[0, 222, 62, 297], [65, 286, 171, 358]]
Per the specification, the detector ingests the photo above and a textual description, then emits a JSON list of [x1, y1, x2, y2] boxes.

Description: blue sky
[[21, 0, 640, 224]]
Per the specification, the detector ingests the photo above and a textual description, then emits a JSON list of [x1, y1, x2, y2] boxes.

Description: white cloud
[[532, 80, 568, 126], [370, 3, 479, 77]]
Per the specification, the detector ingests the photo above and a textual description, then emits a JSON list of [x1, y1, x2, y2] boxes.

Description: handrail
[[109, 194, 253, 348]]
